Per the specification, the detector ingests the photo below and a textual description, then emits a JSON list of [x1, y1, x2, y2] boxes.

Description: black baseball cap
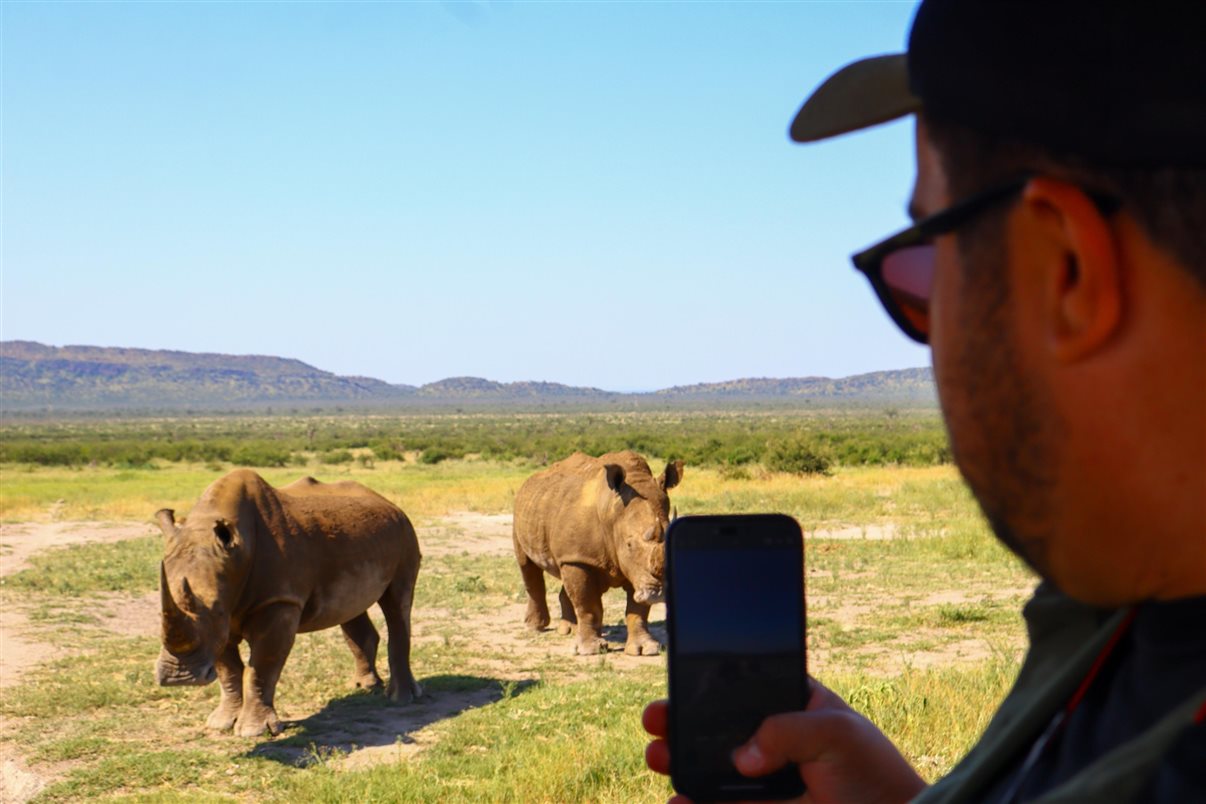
[[790, 0, 1206, 168]]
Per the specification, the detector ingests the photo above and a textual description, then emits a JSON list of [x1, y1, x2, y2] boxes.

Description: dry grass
[[2, 459, 974, 534], [0, 457, 1034, 801]]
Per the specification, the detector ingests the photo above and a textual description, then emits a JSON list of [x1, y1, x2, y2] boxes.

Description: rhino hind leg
[[517, 555, 552, 631], [206, 641, 246, 731], [380, 580, 424, 704], [561, 564, 608, 655], [556, 586, 577, 636], [340, 612, 384, 691]]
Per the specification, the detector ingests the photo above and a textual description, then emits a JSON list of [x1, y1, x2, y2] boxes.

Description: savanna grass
[[1, 459, 980, 537], [0, 424, 1036, 802], [0, 460, 531, 522]]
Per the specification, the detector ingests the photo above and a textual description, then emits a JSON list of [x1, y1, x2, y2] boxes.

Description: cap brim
[[790, 54, 921, 143]]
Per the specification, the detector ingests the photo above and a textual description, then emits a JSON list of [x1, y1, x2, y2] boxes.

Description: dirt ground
[[0, 516, 1025, 802], [2, 522, 163, 800]]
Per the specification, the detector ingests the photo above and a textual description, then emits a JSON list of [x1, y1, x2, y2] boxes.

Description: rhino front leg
[[206, 640, 245, 731], [237, 604, 300, 738], [556, 586, 577, 636], [380, 579, 423, 703], [340, 612, 384, 691], [517, 553, 551, 631], [623, 587, 662, 656], [561, 564, 607, 655]]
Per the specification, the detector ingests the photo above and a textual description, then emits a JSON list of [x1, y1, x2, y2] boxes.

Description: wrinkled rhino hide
[[513, 451, 681, 656], [157, 469, 423, 737]]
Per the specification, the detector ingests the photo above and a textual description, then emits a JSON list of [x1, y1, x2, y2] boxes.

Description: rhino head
[[599, 458, 684, 605], [155, 506, 252, 687]]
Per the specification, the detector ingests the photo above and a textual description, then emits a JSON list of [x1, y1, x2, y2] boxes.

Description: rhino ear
[[213, 519, 236, 549], [603, 464, 626, 493], [661, 460, 684, 491], [155, 509, 177, 537]]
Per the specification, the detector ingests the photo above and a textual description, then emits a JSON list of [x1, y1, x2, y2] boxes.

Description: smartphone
[[666, 514, 809, 802]]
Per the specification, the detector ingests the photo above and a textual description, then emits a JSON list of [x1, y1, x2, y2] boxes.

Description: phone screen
[[666, 514, 808, 801]]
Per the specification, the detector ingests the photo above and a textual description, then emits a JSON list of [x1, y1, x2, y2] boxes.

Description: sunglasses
[[850, 176, 1119, 344]]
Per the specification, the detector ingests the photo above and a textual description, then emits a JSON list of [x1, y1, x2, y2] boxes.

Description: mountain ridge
[[0, 341, 935, 412]]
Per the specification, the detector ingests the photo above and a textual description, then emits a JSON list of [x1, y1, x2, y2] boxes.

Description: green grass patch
[[417, 554, 525, 612], [828, 657, 1020, 782], [0, 636, 168, 720], [4, 536, 161, 595], [267, 672, 672, 803]]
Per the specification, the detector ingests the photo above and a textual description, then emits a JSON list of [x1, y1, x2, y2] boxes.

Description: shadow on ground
[[246, 674, 538, 766]]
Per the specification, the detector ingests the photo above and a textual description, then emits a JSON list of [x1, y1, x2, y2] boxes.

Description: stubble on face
[[915, 120, 1065, 580]]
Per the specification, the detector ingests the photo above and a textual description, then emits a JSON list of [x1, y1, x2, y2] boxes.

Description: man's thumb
[[733, 711, 849, 775]]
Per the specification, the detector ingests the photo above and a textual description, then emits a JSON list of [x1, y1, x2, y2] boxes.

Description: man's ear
[[1021, 177, 1123, 362]]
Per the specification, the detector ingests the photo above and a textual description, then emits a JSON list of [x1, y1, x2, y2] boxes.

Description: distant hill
[[0, 341, 416, 410], [417, 377, 617, 400], [655, 369, 936, 401], [0, 341, 935, 413]]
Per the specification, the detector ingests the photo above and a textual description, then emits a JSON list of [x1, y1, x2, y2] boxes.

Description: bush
[[371, 441, 405, 462], [765, 438, 832, 476], [319, 449, 354, 465], [420, 448, 451, 465], [230, 445, 290, 467]]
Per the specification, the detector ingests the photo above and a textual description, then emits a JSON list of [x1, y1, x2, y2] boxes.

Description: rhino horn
[[671, 506, 679, 522], [180, 576, 196, 608], [155, 509, 177, 537], [160, 562, 182, 618]]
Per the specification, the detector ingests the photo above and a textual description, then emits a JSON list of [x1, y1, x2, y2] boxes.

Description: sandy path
[[0, 521, 157, 578], [0, 522, 159, 687], [2, 522, 161, 801]]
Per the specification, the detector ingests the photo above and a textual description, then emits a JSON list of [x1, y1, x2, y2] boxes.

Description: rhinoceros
[[155, 469, 423, 738], [513, 451, 683, 656]]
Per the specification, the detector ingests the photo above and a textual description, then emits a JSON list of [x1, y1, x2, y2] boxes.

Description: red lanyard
[[1064, 608, 1137, 716], [1001, 607, 1137, 804]]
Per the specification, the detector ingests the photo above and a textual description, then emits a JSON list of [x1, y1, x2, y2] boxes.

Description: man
[[644, 1, 1205, 801]]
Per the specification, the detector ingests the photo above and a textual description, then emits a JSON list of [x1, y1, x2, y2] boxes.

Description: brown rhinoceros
[[513, 451, 683, 656], [155, 469, 423, 738]]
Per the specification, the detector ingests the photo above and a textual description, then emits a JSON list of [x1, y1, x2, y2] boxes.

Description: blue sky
[[3, 1, 923, 390]]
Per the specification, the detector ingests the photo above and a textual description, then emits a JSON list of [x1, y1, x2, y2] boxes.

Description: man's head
[[792, 0, 1206, 605]]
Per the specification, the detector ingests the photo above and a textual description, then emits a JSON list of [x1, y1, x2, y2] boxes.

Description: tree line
[[0, 410, 950, 475]]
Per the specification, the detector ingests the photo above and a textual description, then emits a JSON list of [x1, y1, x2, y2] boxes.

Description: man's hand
[[642, 678, 927, 804]]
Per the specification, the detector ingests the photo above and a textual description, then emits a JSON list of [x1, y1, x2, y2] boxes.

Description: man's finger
[[646, 737, 671, 775], [643, 699, 669, 737]]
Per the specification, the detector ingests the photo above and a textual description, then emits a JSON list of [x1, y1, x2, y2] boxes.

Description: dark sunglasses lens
[[880, 245, 935, 337]]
